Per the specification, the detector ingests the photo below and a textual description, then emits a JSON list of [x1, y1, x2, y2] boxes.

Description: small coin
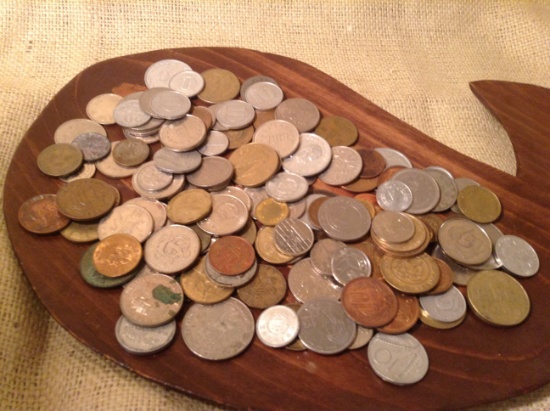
[[330, 246, 372, 285], [256, 305, 300, 348], [96, 142, 138, 179], [167, 188, 212, 225], [133, 161, 173, 192], [314, 115, 358, 147], [179, 256, 234, 304], [229, 143, 280, 187], [115, 316, 176, 355], [237, 264, 287, 309], [274, 97, 320, 132], [215, 100, 255, 129], [255, 198, 289, 227], [376, 180, 413, 212], [144, 225, 200, 274], [273, 218, 314, 257], [93, 233, 143, 277], [281, 133, 332, 177], [18, 194, 70, 234], [198, 68, 241, 104], [56, 178, 116, 221], [381, 253, 440, 294], [86, 93, 122, 125], [494, 235, 539, 277], [467, 269, 530, 326], [377, 292, 420, 334], [79, 242, 138, 288], [208, 236, 256, 276], [205, 254, 258, 288], [265, 172, 309, 203], [37, 143, 83, 177], [310, 238, 347, 276], [457, 185, 501, 223], [112, 138, 150, 167], [197, 193, 249, 236], [169, 70, 205, 97], [145, 59, 192, 88], [120, 273, 184, 327], [244, 81, 285, 110], [438, 218, 492, 266]]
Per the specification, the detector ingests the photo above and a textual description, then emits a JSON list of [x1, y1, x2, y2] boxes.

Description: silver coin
[[256, 305, 300, 348], [98, 204, 154, 243], [282, 133, 332, 177], [374, 147, 412, 169], [265, 172, 309, 203], [115, 316, 176, 355], [204, 254, 258, 288], [297, 298, 356, 355], [330, 246, 372, 285], [149, 89, 191, 120], [371, 211, 415, 244], [245, 81, 285, 111], [318, 196, 371, 242], [125, 197, 167, 232], [465, 223, 503, 271], [132, 171, 184, 200], [114, 98, 151, 128], [181, 297, 255, 361], [133, 161, 173, 192], [240, 75, 279, 98], [310, 238, 347, 276], [368, 333, 429, 385], [376, 180, 413, 212], [213, 186, 253, 213], [215, 100, 255, 130], [169, 70, 205, 97], [197, 130, 229, 156], [72, 132, 111, 161], [393, 168, 440, 214], [438, 218, 492, 266], [288, 258, 342, 303], [273, 218, 314, 257], [139, 87, 172, 117], [432, 245, 477, 286], [197, 193, 248, 236], [348, 325, 374, 350], [145, 59, 192, 88], [54, 118, 107, 144], [253, 119, 300, 158], [153, 148, 202, 174], [494, 235, 539, 277], [123, 128, 160, 144], [319, 146, 363, 186], [159, 115, 207, 152], [419, 286, 467, 323], [424, 167, 458, 212], [186, 156, 234, 191]]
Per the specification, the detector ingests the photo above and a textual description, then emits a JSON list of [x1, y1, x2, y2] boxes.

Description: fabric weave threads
[[1, 1, 549, 410]]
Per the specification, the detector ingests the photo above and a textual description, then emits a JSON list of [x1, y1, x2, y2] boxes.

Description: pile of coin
[[18, 58, 540, 386]]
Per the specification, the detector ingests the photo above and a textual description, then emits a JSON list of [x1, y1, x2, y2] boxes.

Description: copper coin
[[341, 277, 398, 327], [356, 148, 387, 179], [427, 258, 455, 295], [208, 235, 256, 276], [92, 233, 143, 277], [377, 292, 420, 334], [18, 194, 70, 234], [307, 196, 330, 229], [377, 166, 406, 186]]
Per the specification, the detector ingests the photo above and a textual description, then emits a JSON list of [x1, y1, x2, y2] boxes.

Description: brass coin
[[255, 226, 294, 264], [427, 258, 454, 295], [457, 185, 501, 223], [92, 233, 142, 277], [37, 143, 83, 177], [314, 115, 358, 147], [56, 178, 117, 221], [61, 221, 100, 243], [342, 176, 379, 193], [112, 138, 150, 167], [307, 196, 330, 229], [235, 218, 257, 244], [354, 193, 378, 219], [381, 253, 440, 294], [372, 215, 429, 257], [180, 256, 234, 304], [467, 270, 530, 326], [18, 194, 70, 234], [355, 148, 386, 179], [208, 236, 256, 276], [237, 264, 287, 309], [198, 68, 240, 103], [167, 188, 212, 225], [377, 292, 420, 334], [229, 143, 280, 187], [255, 198, 289, 226], [225, 125, 254, 149]]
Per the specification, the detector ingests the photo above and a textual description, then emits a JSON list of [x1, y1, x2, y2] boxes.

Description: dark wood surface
[[4, 47, 550, 411]]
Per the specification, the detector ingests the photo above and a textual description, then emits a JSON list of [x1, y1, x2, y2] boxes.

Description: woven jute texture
[[1, 1, 549, 410]]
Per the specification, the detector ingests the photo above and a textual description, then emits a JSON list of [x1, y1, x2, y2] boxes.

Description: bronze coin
[[307, 196, 329, 229], [377, 292, 420, 334], [208, 235, 256, 276], [191, 105, 214, 129], [314, 115, 358, 147], [224, 125, 254, 149], [341, 277, 398, 327], [427, 258, 455, 295], [237, 264, 287, 309], [18, 194, 70, 234], [37, 143, 83, 177], [356, 147, 387, 179], [92, 233, 143, 277], [342, 176, 379, 193], [56, 178, 117, 222], [377, 166, 406, 186], [112, 138, 150, 167]]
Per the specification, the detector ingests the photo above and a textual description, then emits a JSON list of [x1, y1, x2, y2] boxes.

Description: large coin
[[18, 194, 70, 234], [56, 178, 117, 221]]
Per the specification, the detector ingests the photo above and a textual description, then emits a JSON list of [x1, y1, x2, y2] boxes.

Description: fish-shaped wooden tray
[[4, 47, 550, 410]]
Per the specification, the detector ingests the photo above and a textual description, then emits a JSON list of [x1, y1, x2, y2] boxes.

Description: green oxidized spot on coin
[[152, 285, 182, 305]]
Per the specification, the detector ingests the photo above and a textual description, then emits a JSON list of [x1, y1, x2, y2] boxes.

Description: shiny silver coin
[[256, 305, 300, 348], [273, 218, 314, 257], [330, 246, 372, 285], [494, 235, 539, 277]]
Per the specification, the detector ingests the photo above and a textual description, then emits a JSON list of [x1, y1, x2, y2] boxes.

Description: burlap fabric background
[[1, 1, 549, 410]]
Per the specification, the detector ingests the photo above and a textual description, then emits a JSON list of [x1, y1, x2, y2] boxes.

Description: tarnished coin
[[72, 132, 111, 161], [494, 235, 539, 277], [98, 204, 154, 243], [144, 225, 200, 274], [265, 172, 308, 203], [18, 194, 70, 234], [145, 59, 192, 88], [197, 193, 249, 236], [319, 146, 363, 186], [244, 81, 284, 111], [253, 119, 300, 158], [61, 221, 99, 243], [225, 125, 254, 149], [230, 143, 280, 187], [438, 218, 492, 266], [457, 185, 501, 223], [376, 180, 413, 212], [198, 68, 241, 104], [237, 264, 287, 309], [467, 270, 530, 326], [256, 305, 300, 348], [427, 257, 455, 295], [56, 178, 116, 221], [282, 133, 332, 177], [288, 258, 343, 303], [330, 246, 372, 285], [96, 142, 138, 179], [371, 211, 415, 244], [377, 292, 420, 334], [93, 233, 143, 277], [342, 277, 398, 327], [273, 218, 314, 257], [254, 226, 295, 265], [54, 118, 107, 144], [274, 97, 320, 132], [191, 105, 214, 129], [208, 235, 256, 276], [153, 147, 202, 174], [79, 242, 138, 288], [318, 196, 371, 242], [159, 115, 207, 152], [314, 115, 358, 147], [425, 167, 458, 212], [419, 286, 466, 323], [115, 316, 176, 355], [60, 162, 96, 183], [255, 198, 289, 227], [167, 188, 212, 225], [181, 297, 254, 360], [125, 197, 167, 232], [169, 69, 205, 97], [86, 93, 122, 125], [393, 168, 440, 214], [179, 256, 234, 304], [356, 148, 386, 179], [380, 253, 440, 294], [368, 333, 429, 385], [297, 298, 356, 355], [120, 273, 184, 327], [112, 138, 150, 167], [215, 100, 255, 130], [37, 143, 83, 177], [186, 156, 233, 190]]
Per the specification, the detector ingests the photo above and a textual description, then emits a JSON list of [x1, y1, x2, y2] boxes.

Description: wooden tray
[[4, 47, 550, 410]]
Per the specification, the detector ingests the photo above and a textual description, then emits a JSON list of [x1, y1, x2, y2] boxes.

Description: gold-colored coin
[[191, 105, 214, 130], [419, 307, 466, 329], [438, 218, 492, 265], [417, 213, 444, 243], [381, 253, 440, 294], [229, 143, 280, 187], [427, 257, 454, 295], [179, 256, 234, 304], [255, 198, 289, 226], [466, 270, 530, 326], [112, 138, 150, 167], [92, 233, 142, 277], [285, 303, 307, 351], [237, 264, 287, 309], [56, 178, 117, 221], [60, 221, 99, 243], [371, 215, 429, 258], [198, 68, 240, 103], [314, 115, 358, 147], [253, 109, 276, 129], [255, 226, 294, 264], [342, 177, 379, 193], [225, 125, 254, 149], [167, 188, 212, 224], [457, 185, 501, 223], [37, 143, 83, 177]]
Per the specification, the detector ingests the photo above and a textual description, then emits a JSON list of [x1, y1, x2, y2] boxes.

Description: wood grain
[[4, 47, 550, 411]]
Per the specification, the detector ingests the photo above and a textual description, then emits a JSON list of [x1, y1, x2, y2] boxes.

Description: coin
[[240, 75, 278, 97], [419, 307, 466, 330], [215, 100, 255, 129], [197, 193, 249, 236], [79, 242, 138, 288], [427, 257, 454, 295], [253, 119, 300, 158], [310, 238, 347, 276], [208, 236, 256, 276], [37, 143, 83, 177], [112, 138, 150, 167], [393, 168, 440, 214], [319, 146, 363, 186], [225, 125, 254, 149], [255, 198, 289, 227], [114, 98, 151, 128], [314, 115, 358, 147], [93, 233, 143, 277], [97, 204, 154, 243], [115, 316, 176, 355], [236, 264, 287, 309], [374, 148, 412, 169], [457, 185, 501, 223], [377, 292, 420, 334], [425, 167, 458, 212], [96, 142, 138, 179], [282, 133, 332, 177], [191, 105, 214, 129], [254, 226, 295, 265], [198, 68, 241, 103], [144, 225, 200, 274], [307, 196, 330, 230], [244, 81, 284, 111], [229, 143, 280, 187], [120, 273, 184, 327], [371, 211, 415, 244], [133, 161, 173, 192], [197, 130, 229, 156], [274, 97, 320, 132], [179, 256, 234, 304], [265, 172, 309, 203], [467, 270, 530, 326], [355, 148, 386, 179], [153, 147, 202, 174], [419, 286, 467, 323], [18, 194, 70, 234], [60, 162, 96, 183], [256, 305, 300, 348], [376, 180, 413, 212], [273, 218, 314, 257], [86, 93, 122, 125], [438, 218, 492, 266], [56, 178, 116, 221], [341, 176, 379, 193], [205, 254, 258, 288], [61, 221, 99, 243], [169, 70, 205, 97], [341, 277, 398, 327], [159, 115, 207, 152], [144, 59, 191, 88], [318, 196, 371, 242], [381, 253, 440, 294], [54, 118, 107, 144], [330, 246, 372, 285], [167, 188, 212, 225], [494, 235, 539, 277], [125, 197, 167, 232], [288, 258, 342, 303]]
